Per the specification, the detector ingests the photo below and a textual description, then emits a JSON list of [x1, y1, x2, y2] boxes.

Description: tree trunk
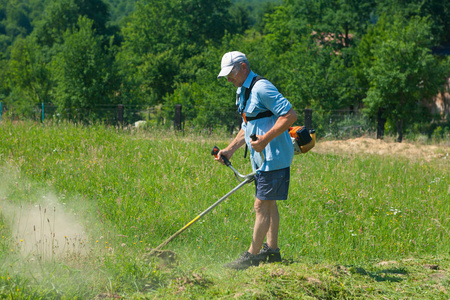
[[344, 23, 349, 47]]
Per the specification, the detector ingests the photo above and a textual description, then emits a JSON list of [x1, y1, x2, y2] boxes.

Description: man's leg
[[248, 198, 279, 255], [266, 200, 279, 250]]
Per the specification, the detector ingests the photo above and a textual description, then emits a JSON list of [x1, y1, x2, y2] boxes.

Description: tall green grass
[[0, 120, 448, 298]]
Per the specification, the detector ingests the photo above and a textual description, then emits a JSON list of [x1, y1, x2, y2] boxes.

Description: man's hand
[[215, 149, 233, 165], [250, 135, 268, 152], [214, 129, 246, 165], [250, 108, 297, 153]]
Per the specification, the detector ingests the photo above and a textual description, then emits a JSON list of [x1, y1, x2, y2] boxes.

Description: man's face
[[227, 62, 247, 87]]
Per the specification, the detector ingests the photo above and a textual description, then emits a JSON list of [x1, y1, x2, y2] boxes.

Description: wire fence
[[3, 101, 443, 140]]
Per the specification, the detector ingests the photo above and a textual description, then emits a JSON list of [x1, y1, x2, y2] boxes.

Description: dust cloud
[[0, 167, 89, 261], [2, 194, 89, 261]]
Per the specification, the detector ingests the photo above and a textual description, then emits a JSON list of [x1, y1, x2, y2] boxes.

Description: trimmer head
[[145, 249, 177, 262]]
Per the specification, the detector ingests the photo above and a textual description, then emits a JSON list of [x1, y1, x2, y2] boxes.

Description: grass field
[[0, 121, 449, 299]]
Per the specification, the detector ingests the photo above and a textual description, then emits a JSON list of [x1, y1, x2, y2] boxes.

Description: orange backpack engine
[[289, 126, 316, 154]]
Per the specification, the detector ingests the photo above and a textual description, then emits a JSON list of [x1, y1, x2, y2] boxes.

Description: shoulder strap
[[244, 75, 266, 102], [241, 76, 267, 160]]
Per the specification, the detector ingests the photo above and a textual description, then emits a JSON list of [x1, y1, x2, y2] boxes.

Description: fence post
[[42, 102, 44, 122], [0, 102, 2, 122], [304, 108, 312, 130], [174, 104, 182, 131], [377, 108, 386, 139], [118, 104, 124, 126]]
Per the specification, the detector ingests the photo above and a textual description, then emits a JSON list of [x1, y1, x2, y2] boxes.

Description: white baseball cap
[[217, 51, 247, 78]]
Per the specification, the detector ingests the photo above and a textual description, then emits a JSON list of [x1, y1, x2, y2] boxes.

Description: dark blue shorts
[[254, 167, 290, 200]]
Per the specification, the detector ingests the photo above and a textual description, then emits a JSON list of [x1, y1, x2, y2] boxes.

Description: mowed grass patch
[[153, 257, 450, 299], [0, 120, 448, 299]]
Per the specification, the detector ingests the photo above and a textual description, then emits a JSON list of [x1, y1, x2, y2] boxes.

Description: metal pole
[[149, 176, 253, 255], [42, 102, 44, 122], [304, 108, 312, 130]]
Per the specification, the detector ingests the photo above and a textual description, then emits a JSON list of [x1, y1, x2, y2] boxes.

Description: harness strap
[[241, 75, 274, 124], [244, 76, 266, 104], [245, 110, 273, 122], [241, 75, 273, 159]]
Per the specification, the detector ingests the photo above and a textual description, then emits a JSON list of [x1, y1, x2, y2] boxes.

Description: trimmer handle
[[211, 146, 231, 167], [250, 133, 265, 161]]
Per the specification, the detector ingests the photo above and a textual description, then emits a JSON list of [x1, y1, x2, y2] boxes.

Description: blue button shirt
[[237, 71, 294, 172]]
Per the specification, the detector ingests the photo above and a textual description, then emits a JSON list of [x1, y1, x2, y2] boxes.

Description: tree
[[322, 0, 376, 46], [262, 0, 377, 61], [362, 16, 448, 142], [8, 36, 51, 105], [280, 42, 356, 110], [117, 0, 234, 106], [0, 56, 9, 105], [228, 3, 253, 34], [0, 0, 34, 55], [50, 16, 119, 121], [34, 0, 111, 47], [254, 0, 363, 111], [376, 0, 450, 44], [120, 0, 232, 56], [162, 41, 240, 131], [420, 0, 450, 44]]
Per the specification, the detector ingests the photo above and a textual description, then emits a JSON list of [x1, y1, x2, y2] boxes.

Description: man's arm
[[250, 108, 297, 152], [215, 128, 246, 165]]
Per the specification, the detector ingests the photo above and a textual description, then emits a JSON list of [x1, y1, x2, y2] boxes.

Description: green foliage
[[0, 0, 35, 55], [165, 80, 239, 133], [0, 54, 9, 103], [33, 0, 111, 47], [0, 0, 449, 132], [360, 15, 448, 140], [103, 0, 138, 25], [50, 16, 119, 121], [276, 42, 357, 111], [263, 3, 308, 55], [376, 0, 450, 44], [164, 43, 240, 131], [8, 36, 51, 104], [120, 0, 233, 54], [232, 0, 281, 32], [116, 0, 237, 107], [322, 0, 376, 39]]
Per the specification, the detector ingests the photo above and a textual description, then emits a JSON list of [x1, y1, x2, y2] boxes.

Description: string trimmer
[[148, 146, 255, 257]]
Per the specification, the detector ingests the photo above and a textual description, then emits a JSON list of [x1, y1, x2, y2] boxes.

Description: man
[[215, 51, 297, 270]]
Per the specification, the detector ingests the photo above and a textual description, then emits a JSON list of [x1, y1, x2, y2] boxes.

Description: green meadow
[[0, 121, 449, 299]]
